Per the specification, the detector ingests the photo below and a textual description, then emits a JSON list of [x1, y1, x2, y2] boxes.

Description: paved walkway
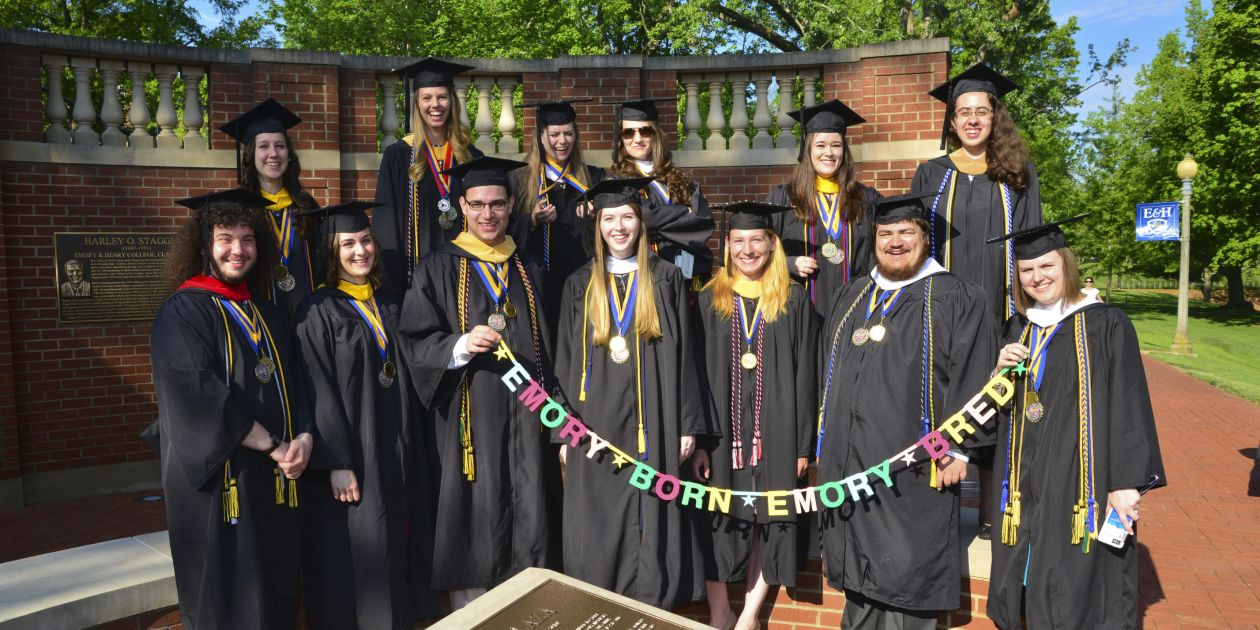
[[0, 355, 1257, 629]]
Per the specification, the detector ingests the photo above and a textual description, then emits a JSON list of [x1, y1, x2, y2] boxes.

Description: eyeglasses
[[465, 200, 509, 213], [953, 107, 993, 119], [621, 126, 656, 140]]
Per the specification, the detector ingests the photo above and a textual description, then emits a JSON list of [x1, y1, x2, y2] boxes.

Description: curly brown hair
[[946, 96, 1030, 190], [787, 131, 868, 225], [164, 201, 278, 294], [608, 119, 693, 205], [239, 130, 320, 237]]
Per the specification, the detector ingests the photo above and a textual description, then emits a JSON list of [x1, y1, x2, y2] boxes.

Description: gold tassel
[[1071, 501, 1086, 545], [463, 447, 476, 481], [274, 468, 285, 505], [288, 478, 299, 508], [226, 477, 239, 522], [1001, 506, 1016, 546], [929, 459, 938, 488], [1011, 492, 1022, 530]]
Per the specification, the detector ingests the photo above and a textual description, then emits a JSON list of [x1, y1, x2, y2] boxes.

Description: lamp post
[[1171, 153, 1198, 355]]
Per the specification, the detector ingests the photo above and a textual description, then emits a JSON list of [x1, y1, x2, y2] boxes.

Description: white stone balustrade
[[379, 73, 522, 154], [39, 55, 207, 149], [676, 67, 822, 153]]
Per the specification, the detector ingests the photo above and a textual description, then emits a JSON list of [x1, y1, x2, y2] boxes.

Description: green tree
[[0, 0, 274, 47]]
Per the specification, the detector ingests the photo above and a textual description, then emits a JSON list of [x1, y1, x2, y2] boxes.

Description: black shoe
[[977, 524, 992, 541]]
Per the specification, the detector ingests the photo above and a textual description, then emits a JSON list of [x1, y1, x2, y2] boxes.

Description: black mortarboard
[[578, 176, 654, 210], [986, 213, 1090, 260], [219, 99, 302, 183], [301, 201, 380, 235], [394, 58, 475, 133], [715, 201, 792, 232], [441, 156, 527, 191], [177, 188, 271, 212], [928, 63, 1019, 149], [526, 98, 592, 126], [872, 191, 939, 225], [610, 98, 674, 122], [788, 99, 865, 134]]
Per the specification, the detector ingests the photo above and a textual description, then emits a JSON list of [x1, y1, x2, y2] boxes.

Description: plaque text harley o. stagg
[[54, 232, 174, 323]]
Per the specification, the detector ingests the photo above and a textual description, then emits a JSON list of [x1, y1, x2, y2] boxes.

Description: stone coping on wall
[[0, 508, 990, 629]]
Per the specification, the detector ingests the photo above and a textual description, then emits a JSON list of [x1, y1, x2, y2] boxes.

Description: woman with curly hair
[[374, 58, 483, 293], [911, 63, 1044, 325], [607, 99, 715, 289], [765, 99, 881, 316], [220, 99, 321, 322]]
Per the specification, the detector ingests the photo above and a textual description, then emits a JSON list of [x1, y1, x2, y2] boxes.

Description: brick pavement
[[2, 354, 1257, 629]]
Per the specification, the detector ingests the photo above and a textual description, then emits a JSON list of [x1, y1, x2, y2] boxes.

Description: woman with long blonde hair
[[553, 177, 710, 610], [766, 99, 881, 317], [374, 58, 483, 293], [695, 202, 818, 630]]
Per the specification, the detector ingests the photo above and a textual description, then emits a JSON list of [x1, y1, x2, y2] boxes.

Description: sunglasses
[[620, 126, 656, 140]]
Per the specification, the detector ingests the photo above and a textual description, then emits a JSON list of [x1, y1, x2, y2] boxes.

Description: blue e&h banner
[[1136, 202, 1180, 241]]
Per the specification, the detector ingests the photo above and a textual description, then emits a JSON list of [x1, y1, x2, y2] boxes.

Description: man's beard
[[877, 250, 927, 281]]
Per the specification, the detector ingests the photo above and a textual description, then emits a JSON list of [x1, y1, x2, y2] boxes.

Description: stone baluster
[[69, 57, 98, 145], [728, 74, 751, 150], [681, 76, 703, 151], [43, 55, 71, 144], [379, 74, 400, 149], [97, 60, 126, 147], [750, 72, 774, 150], [180, 67, 205, 149], [453, 77, 472, 130], [775, 72, 798, 149], [703, 75, 726, 151], [127, 63, 152, 149], [473, 78, 495, 153], [154, 64, 180, 149], [802, 73, 818, 109], [495, 77, 518, 154]]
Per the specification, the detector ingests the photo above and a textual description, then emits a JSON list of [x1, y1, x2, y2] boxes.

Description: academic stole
[[816, 280, 874, 460], [1000, 313, 1098, 552], [730, 294, 765, 469], [454, 255, 543, 480], [577, 273, 648, 459], [407, 140, 454, 274], [926, 169, 1017, 318], [212, 298, 298, 523], [345, 290, 393, 388], [538, 159, 588, 270], [261, 189, 311, 299]]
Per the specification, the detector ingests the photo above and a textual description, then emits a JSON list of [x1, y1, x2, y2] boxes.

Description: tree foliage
[[0, 0, 274, 47]]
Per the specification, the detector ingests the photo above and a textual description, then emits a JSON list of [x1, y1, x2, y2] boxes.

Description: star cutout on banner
[[1013, 362, 1027, 376], [740, 494, 757, 507], [493, 343, 512, 362], [612, 452, 630, 468], [899, 450, 917, 466]]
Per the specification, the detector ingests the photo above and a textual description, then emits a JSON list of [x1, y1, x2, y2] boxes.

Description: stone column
[[98, 60, 126, 147], [69, 57, 98, 145], [803, 73, 818, 109], [42, 55, 71, 144], [775, 73, 798, 149], [127, 63, 152, 149], [180, 67, 205, 149], [379, 73, 399, 150], [704, 75, 726, 152], [750, 72, 773, 150], [473, 78, 495, 153], [727, 74, 750, 150], [681, 76, 702, 151], [154, 64, 181, 149], [454, 77, 472, 130], [495, 77, 518, 154]]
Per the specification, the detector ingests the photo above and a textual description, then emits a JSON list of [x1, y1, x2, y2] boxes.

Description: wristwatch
[[263, 434, 282, 455]]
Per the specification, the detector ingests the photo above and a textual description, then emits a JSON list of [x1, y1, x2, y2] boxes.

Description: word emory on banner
[[492, 342, 1016, 516]]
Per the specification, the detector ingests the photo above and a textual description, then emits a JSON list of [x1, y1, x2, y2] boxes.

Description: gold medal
[[487, 312, 507, 332], [740, 352, 758, 370], [1025, 390, 1045, 422], [851, 327, 870, 346], [869, 324, 887, 342], [378, 360, 396, 388], [274, 264, 296, 292], [820, 241, 839, 261], [609, 335, 628, 354], [503, 300, 517, 318], [255, 355, 275, 383]]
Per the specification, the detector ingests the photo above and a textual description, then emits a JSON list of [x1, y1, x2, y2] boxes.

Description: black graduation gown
[[766, 183, 880, 317], [644, 180, 715, 284], [696, 284, 818, 587], [151, 288, 311, 630], [295, 287, 439, 629], [910, 157, 1043, 322], [987, 304, 1166, 630], [553, 258, 709, 609], [374, 138, 485, 293], [256, 193, 319, 325], [396, 243, 553, 591], [816, 271, 996, 611], [511, 164, 605, 334]]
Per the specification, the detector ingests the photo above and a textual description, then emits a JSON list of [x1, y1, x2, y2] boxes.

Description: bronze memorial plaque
[[476, 579, 692, 630], [54, 232, 174, 323]]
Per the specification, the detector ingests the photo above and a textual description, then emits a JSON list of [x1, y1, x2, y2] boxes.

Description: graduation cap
[[393, 57, 476, 133], [525, 98, 593, 126], [872, 191, 939, 225], [176, 188, 271, 212], [714, 201, 792, 232], [301, 201, 381, 236], [219, 99, 302, 183], [440, 156, 527, 191], [788, 99, 865, 135], [577, 176, 655, 210], [609, 98, 675, 122], [928, 63, 1020, 149], [986, 213, 1090, 260]]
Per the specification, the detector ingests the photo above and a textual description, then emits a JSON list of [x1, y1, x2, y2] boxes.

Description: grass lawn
[[1106, 290, 1260, 404]]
